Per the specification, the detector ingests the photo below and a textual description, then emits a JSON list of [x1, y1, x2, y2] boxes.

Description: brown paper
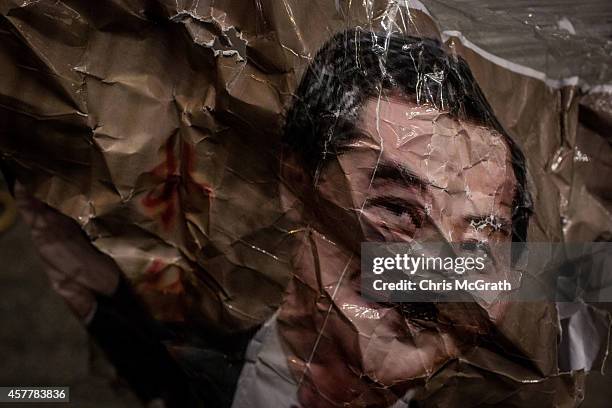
[[1, 1, 610, 406]]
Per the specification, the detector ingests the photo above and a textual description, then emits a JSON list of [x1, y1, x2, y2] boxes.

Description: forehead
[[355, 97, 515, 192]]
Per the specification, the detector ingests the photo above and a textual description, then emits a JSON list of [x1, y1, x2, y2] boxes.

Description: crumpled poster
[[0, 0, 611, 407]]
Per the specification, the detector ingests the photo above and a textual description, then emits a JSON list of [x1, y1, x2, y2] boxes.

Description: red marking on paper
[[141, 136, 214, 230]]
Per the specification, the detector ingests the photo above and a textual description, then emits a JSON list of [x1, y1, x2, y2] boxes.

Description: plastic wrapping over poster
[[1, 1, 611, 407]]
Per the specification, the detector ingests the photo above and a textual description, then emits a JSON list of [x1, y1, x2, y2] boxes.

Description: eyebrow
[[372, 160, 430, 191]]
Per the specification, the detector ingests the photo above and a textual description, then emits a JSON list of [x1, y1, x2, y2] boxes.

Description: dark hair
[[284, 28, 532, 242]]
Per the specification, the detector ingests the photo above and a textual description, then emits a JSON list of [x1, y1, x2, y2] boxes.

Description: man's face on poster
[[279, 94, 519, 406], [318, 95, 517, 247]]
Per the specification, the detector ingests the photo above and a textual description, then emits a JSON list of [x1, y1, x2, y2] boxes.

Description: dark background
[[0, 176, 143, 408]]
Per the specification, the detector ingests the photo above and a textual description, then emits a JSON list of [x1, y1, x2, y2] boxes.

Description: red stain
[[145, 258, 165, 275], [142, 258, 184, 294], [141, 136, 214, 231], [183, 141, 215, 199]]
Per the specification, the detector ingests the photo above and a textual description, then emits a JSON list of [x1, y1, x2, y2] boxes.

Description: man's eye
[[460, 239, 492, 258], [380, 200, 405, 215], [367, 197, 425, 228]]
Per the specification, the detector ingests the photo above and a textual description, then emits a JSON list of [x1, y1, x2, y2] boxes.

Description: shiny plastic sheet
[[1, 1, 611, 407]]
